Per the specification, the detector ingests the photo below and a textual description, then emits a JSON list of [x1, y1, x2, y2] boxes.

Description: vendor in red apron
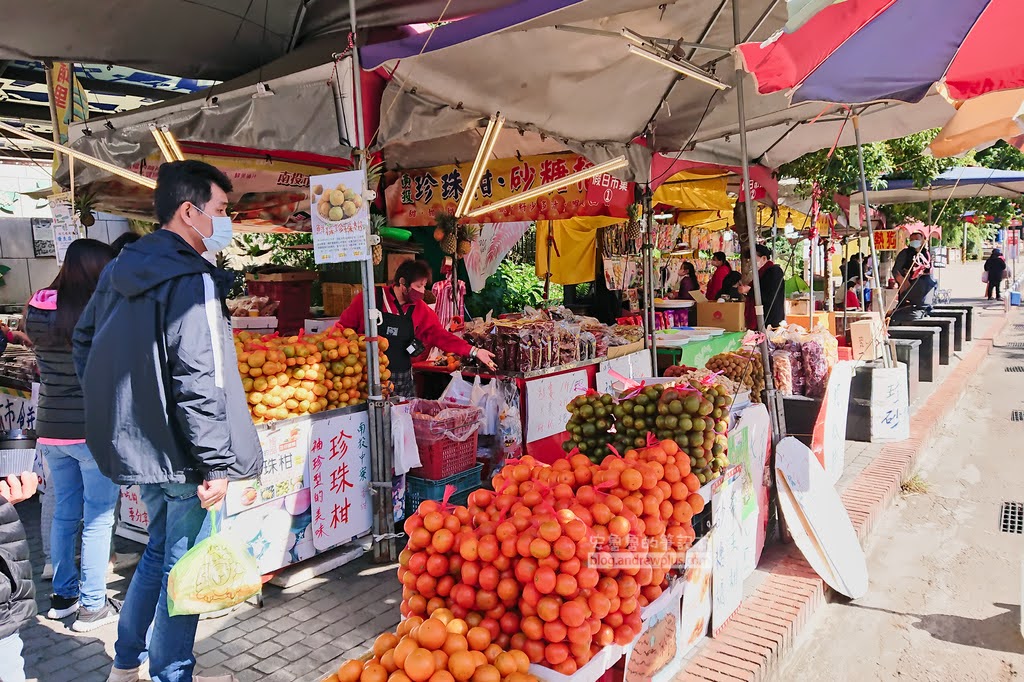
[[336, 259, 496, 397]]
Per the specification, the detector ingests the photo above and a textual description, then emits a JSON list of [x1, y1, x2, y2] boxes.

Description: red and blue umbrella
[[737, 0, 1024, 104]]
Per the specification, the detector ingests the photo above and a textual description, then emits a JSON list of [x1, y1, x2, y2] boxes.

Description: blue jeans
[[42, 443, 119, 610], [113, 483, 211, 682], [0, 632, 26, 682]]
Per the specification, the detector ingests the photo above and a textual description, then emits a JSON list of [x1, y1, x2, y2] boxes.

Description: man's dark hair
[[110, 231, 141, 256], [393, 259, 433, 287], [154, 160, 233, 226], [712, 251, 727, 264], [722, 270, 742, 289], [755, 243, 773, 259]]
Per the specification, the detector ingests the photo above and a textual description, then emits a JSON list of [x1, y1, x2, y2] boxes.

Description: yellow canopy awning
[[653, 170, 732, 211]]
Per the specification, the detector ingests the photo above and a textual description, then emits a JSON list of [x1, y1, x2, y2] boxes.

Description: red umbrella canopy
[[736, 0, 1024, 104]]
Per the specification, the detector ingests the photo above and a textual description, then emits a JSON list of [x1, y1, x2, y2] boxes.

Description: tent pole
[[734, 0, 785, 547], [643, 187, 658, 373], [852, 114, 893, 368], [348, 0, 394, 563]]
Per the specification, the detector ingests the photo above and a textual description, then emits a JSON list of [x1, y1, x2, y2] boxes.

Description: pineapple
[[75, 190, 98, 228], [370, 213, 386, 266], [435, 213, 458, 255], [626, 203, 642, 242], [456, 224, 479, 256]]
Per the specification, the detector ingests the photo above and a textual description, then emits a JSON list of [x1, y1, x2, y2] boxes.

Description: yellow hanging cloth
[[536, 216, 621, 286]]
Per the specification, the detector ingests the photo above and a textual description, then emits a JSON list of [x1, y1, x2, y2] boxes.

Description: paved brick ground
[[15, 501, 401, 682]]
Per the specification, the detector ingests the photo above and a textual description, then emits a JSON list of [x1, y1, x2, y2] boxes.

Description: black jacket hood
[[110, 229, 213, 298]]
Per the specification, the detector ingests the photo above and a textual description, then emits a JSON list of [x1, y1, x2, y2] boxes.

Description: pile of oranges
[[324, 611, 540, 682], [396, 440, 704, 676], [234, 327, 391, 422]]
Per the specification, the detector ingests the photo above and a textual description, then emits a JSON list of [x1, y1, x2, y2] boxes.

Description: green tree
[[782, 133, 1024, 252]]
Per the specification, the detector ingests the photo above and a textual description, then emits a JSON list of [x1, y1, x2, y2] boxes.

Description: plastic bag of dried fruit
[[167, 511, 261, 616]]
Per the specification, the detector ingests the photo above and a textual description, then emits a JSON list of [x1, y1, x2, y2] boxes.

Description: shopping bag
[[391, 402, 421, 476], [439, 371, 473, 406], [982, 271, 989, 283], [167, 510, 262, 616]]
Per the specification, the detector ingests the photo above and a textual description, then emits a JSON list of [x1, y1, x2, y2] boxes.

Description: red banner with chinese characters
[[873, 229, 898, 251], [383, 153, 632, 227]]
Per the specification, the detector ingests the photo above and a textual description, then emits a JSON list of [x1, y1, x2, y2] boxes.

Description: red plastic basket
[[408, 400, 482, 480]]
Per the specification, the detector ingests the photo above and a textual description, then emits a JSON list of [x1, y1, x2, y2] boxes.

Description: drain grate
[[1007, 366, 1024, 373], [1014, 411, 1024, 422], [1008, 342, 1024, 349], [1001, 503, 1024, 534]]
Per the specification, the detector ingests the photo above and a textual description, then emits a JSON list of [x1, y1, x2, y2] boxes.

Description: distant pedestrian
[[984, 248, 1007, 300], [742, 244, 786, 329], [705, 251, 732, 301], [0, 472, 38, 682], [26, 238, 121, 632], [110, 231, 141, 256], [74, 161, 263, 682], [677, 261, 700, 300]]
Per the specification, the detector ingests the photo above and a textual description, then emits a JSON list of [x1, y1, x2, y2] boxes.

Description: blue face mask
[[909, 239, 923, 249], [191, 206, 233, 254]]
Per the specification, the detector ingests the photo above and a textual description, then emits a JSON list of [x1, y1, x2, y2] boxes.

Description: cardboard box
[[785, 311, 836, 334], [849, 315, 885, 361], [695, 302, 746, 332]]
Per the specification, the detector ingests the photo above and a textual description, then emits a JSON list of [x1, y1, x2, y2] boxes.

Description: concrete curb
[[679, 312, 1011, 682]]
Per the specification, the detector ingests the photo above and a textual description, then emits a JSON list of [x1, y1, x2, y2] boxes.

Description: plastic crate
[[405, 464, 483, 516], [408, 400, 482, 479], [246, 271, 317, 335]]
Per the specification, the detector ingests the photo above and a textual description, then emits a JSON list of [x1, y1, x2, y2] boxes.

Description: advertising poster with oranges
[[383, 152, 631, 227]]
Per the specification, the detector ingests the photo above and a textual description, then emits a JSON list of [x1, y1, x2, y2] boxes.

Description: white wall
[[0, 214, 131, 305], [0, 162, 131, 305]]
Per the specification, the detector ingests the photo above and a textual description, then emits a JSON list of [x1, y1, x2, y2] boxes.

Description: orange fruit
[[493, 652, 518, 677], [471, 664, 501, 682], [375, 633, 400, 659], [447, 650, 477, 682], [483, 643, 502, 664], [431, 650, 448, 673], [466, 626, 491, 652], [508, 649, 531, 673], [399, 616, 424, 637], [381, 650, 398, 674], [338, 660, 364, 682], [394, 637, 419, 669], [442, 633, 469, 657], [417, 619, 448, 651], [404, 648, 436, 682], [446, 618, 469, 636], [545, 642, 570, 666], [469, 651, 487, 668], [620, 468, 643, 491], [389, 673, 412, 682], [688, 493, 706, 515], [429, 672, 455, 682], [361, 663, 387, 682], [682, 473, 701, 493]]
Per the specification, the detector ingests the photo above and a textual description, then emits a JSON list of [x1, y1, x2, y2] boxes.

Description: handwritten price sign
[[308, 410, 373, 551]]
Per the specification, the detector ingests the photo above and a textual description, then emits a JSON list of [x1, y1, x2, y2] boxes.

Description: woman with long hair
[[26, 238, 120, 632], [676, 261, 700, 300]]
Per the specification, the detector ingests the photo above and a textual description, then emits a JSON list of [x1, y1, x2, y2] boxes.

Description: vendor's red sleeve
[[412, 302, 473, 356]]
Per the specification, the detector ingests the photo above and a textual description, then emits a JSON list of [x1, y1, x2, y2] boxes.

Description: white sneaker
[[41, 563, 54, 581]]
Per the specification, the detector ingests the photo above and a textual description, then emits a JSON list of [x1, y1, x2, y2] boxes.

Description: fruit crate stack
[[404, 400, 483, 516]]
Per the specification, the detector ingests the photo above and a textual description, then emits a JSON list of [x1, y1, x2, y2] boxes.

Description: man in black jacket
[[0, 472, 39, 682], [742, 244, 787, 329], [73, 161, 263, 682]]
